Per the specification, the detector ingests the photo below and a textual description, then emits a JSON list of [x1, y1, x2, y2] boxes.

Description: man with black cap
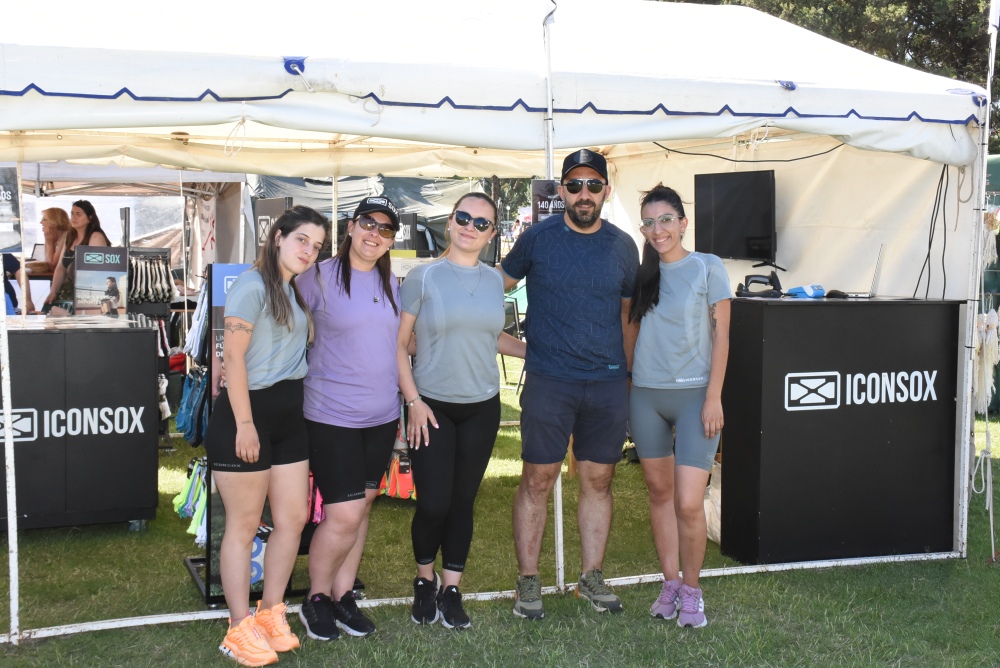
[[500, 149, 640, 619]]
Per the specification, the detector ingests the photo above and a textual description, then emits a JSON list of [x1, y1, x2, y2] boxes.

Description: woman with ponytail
[[628, 185, 732, 629], [296, 196, 402, 641]]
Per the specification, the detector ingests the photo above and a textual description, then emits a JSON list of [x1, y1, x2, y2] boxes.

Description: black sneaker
[[299, 592, 340, 641], [436, 585, 471, 630], [411, 573, 440, 625], [332, 591, 376, 637]]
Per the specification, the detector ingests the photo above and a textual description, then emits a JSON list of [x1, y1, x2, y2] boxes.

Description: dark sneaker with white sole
[[576, 569, 623, 613], [411, 572, 440, 625], [299, 592, 340, 641], [513, 574, 545, 620], [332, 591, 376, 637], [436, 585, 471, 629]]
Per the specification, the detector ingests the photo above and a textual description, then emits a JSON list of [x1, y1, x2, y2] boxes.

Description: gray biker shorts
[[628, 385, 720, 471]]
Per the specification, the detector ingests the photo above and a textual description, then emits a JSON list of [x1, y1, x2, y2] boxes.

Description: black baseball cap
[[354, 196, 400, 229], [561, 149, 608, 182]]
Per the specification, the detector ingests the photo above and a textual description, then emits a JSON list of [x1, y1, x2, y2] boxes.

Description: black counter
[[720, 298, 962, 564], [0, 318, 159, 529]]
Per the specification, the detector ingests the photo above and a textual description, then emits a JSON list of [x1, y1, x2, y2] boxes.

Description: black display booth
[[720, 299, 962, 564], [184, 264, 313, 605], [0, 323, 159, 529]]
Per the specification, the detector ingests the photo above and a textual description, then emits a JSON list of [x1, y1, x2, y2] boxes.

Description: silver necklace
[[447, 260, 482, 297]]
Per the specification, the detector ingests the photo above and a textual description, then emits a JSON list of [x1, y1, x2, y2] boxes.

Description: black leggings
[[409, 394, 501, 573]]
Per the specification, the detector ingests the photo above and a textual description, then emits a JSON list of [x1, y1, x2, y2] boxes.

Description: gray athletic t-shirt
[[224, 269, 309, 391], [400, 258, 505, 403], [633, 252, 733, 389]]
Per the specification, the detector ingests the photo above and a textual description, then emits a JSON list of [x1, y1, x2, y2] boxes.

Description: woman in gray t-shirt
[[627, 185, 732, 630], [398, 193, 525, 629], [203, 206, 327, 664]]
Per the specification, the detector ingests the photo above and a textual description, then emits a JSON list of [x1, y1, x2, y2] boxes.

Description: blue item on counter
[[787, 285, 826, 299]]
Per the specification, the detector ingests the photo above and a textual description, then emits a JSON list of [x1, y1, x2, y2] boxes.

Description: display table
[[720, 298, 963, 564], [0, 316, 159, 529]]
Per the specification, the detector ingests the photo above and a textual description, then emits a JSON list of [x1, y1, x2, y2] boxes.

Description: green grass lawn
[[2, 360, 1000, 666]]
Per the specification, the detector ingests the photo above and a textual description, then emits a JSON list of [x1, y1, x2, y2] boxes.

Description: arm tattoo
[[225, 322, 254, 335], [709, 303, 717, 334]]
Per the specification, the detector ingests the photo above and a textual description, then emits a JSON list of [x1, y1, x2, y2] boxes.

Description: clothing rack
[[127, 248, 173, 316]]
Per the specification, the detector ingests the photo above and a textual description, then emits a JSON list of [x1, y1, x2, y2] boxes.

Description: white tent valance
[[0, 0, 985, 171]]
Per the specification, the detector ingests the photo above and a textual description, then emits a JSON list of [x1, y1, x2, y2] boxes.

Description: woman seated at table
[[43, 200, 110, 315], [39, 207, 71, 271]]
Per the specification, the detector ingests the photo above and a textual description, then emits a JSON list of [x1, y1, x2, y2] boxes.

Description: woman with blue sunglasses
[[397, 192, 525, 629]]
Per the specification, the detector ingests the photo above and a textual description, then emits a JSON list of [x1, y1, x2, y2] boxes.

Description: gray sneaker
[[513, 575, 545, 620], [576, 569, 623, 613]]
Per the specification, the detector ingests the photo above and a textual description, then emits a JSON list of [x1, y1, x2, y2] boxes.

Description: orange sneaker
[[255, 600, 301, 652], [219, 615, 278, 666]]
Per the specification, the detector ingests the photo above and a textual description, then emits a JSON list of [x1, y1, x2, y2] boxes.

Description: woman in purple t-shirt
[[295, 197, 402, 641]]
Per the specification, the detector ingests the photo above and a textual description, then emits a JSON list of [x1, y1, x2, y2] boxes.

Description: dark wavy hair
[[70, 200, 106, 249], [629, 184, 687, 323], [255, 205, 329, 343], [318, 210, 400, 315]]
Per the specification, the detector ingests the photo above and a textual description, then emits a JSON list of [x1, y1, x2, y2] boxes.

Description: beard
[[565, 197, 602, 228]]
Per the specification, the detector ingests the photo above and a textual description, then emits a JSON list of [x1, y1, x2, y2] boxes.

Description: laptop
[[845, 244, 884, 299], [30, 243, 45, 261]]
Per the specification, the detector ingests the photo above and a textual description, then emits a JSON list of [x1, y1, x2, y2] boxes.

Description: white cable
[[288, 63, 314, 93], [224, 102, 247, 158]]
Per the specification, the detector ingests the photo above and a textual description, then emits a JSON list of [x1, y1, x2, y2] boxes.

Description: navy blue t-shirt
[[501, 215, 639, 381]]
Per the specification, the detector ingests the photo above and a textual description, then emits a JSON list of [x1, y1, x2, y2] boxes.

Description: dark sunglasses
[[454, 210, 494, 232], [563, 178, 606, 195], [356, 214, 396, 239]]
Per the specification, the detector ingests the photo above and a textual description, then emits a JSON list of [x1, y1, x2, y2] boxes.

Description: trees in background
[[668, 0, 999, 149]]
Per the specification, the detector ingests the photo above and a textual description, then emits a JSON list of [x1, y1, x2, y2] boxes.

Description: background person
[[500, 149, 639, 619], [22, 207, 71, 312], [628, 184, 731, 629], [400, 193, 525, 630], [39, 207, 71, 269], [203, 206, 327, 667], [44, 200, 110, 314], [296, 197, 402, 641]]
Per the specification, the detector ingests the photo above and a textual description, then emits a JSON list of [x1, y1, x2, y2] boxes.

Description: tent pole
[[3, 165, 21, 645], [238, 183, 245, 265], [543, 3, 556, 180], [972, 3, 1000, 561], [543, 1, 564, 592], [331, 177, 339, 255]]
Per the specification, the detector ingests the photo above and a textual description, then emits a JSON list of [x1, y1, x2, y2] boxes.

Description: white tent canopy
[[0, 0, 990, 644], [0, 0, 985, 175]]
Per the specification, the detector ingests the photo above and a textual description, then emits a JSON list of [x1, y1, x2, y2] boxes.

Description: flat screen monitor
[[694, 170, 776, 262]]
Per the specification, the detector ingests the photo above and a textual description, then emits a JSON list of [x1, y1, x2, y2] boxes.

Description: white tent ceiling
[[0, 0, 986, 175]]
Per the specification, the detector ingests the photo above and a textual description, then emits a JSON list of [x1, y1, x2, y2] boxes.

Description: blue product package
[[787, 285, 826, 299]]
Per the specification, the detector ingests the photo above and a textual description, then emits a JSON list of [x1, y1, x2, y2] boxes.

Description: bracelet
[[626, 371, 633, 380], [405, 396, 421, 408]]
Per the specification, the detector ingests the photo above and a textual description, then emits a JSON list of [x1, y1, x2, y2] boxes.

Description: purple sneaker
[[677, 584, 707, 628], [650, 579, 682, 619]]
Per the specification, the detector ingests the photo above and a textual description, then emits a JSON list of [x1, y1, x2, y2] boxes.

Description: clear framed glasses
[[563, 179, 606, 195], [454, 210, 494, 232], [640, 214, 682, 229], [356, 214, 396, 239]]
